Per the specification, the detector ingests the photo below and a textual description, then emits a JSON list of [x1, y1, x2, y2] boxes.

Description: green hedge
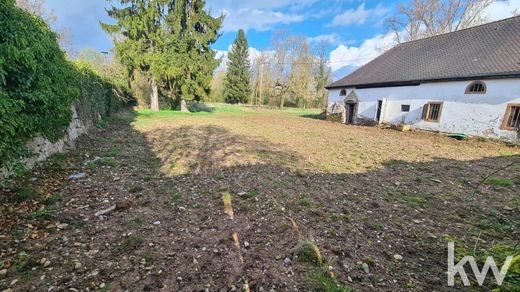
[[0, 0, 123, 170], [74, 61, 122, 124]]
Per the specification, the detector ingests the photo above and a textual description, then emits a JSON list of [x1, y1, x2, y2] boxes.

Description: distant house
[[326, 16, 520, 141]]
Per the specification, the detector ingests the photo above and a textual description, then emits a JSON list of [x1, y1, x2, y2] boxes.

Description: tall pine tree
[[165, 0, 222, 111], [224, 29, 251, 104], [103, 0, 222, 111], [101, 0, 166, 111]]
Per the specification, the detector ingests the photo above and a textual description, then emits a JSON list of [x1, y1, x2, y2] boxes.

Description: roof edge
[[325, 73, 520, 90]]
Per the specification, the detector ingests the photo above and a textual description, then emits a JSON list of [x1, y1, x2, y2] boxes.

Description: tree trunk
[[180, 98, 189, 112], [150, 79, 159, 111]]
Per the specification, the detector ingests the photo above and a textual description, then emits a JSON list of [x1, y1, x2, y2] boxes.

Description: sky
[[45, 0, 520, 80]]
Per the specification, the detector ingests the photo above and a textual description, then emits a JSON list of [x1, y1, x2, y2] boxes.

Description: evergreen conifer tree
[[224, 29, 251, 104]]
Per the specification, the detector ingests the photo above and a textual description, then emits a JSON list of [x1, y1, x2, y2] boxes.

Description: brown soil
[[0, 109, 519, 291]]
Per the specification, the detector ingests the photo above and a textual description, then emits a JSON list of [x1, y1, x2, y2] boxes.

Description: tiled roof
[[327, 16, 520, 89]]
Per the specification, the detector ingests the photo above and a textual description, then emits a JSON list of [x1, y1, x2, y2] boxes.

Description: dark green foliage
[[15, 252, 37, 273], [14, 186, 42, 202], [121, 235, 144, 252], [101, 0, 163, 103], [74, 61, 122, 123], [224, 29, 251, 104], [0, 1, 124, 170], [0, 0, 78, 169], [298, 241, 323, 266], [102, 0, 223, 109], [152, 0, 223, 106]]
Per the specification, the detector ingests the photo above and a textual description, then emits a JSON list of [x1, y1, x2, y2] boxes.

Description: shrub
[[297, 241, 323, 266], [0, 0, 125, 170], [74, 61, 123, 124], [0, 0, 78, 169]]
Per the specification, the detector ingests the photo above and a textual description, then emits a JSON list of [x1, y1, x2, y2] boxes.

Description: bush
[[74, 61, 122, 124], [0, 0, 125, 170], [0, 0, 78, 169]]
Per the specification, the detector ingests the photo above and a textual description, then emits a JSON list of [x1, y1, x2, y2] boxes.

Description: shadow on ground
[[0, 110, 519, 291]]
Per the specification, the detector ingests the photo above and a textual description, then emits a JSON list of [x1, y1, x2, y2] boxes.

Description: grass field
[[1, 104, 519, 291]]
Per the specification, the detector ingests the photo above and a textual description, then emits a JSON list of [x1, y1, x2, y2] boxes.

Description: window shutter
[[421, 104, 428, 120]]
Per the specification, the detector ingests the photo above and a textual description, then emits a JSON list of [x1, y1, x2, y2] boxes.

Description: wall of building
[[327, 78, 520, 141]]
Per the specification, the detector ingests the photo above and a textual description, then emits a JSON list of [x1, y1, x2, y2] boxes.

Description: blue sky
[[45, 0, 520, 78]]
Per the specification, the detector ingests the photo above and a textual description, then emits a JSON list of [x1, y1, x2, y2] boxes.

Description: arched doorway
[[344, 91, 359, 124]]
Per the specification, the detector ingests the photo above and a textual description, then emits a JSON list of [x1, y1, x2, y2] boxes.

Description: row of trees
[[16, 0, 501, 111], [218, 30, 332, 109], [102, 0, 223, 111], [217, 0, 498, 109]]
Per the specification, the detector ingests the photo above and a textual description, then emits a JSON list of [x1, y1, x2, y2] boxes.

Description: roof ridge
[[397, 15, 520, 46], [326, 14, 520, 89]]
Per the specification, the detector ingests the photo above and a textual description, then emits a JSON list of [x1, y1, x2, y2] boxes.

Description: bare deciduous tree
[[16, 0, 75, 55], [288, 37, 315, 109], [16, 0, 56, 25], [386, 0, 494, 43], [314, 41, 332, 109]]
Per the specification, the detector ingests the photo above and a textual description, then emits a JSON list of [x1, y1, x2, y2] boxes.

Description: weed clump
[[484, 177, 513, 187], [296, 241, 350, 291], [297, 241, 323, 266], [121, 235, 144, 252]]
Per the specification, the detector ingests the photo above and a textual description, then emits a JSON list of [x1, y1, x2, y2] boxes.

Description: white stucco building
[[326, 16, 520, 141]]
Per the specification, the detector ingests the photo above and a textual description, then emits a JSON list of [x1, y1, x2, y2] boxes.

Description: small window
[[401, 105, 410, 112], [422, 102, 443, 122], [501, 104, 520, 130], [339, 89, 347, 96], [465, 81, 486, 94]]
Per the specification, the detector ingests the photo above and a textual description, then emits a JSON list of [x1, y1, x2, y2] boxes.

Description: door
[[346, 103, 356, 124], [376, 100, 383, 122]]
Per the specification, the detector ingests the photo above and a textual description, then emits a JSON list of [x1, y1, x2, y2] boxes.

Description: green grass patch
[[15, 252, 38, 273], [103, 146, 121, 157], [130, 216, 144, 228], [86, 157, 118, 169], [128, 185, 145, 193], [243, 190, 259, 199], [296, 241, 350, 291], [144, 251, 156, 264], [44, 194, 64, 205], [280, 107, 322, 117], [299, 194, 315, 208], [14, 186, 42, 202], [171, 192, 182, 203], [28, 208, 55, 220], [476, 243, 520, 290], [310, 268, 350, 292], [499, 150, 519, 157], [402, 195, 429, 206], [484, 177, 513, 187], [120, 235, 144, 252]]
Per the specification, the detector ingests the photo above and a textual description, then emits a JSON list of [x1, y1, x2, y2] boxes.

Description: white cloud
[[328, 0, 520, 75], [215, 47, 263, 72], [329, 32, 396, 72], [329, 3, 390, 27], [207, 0, 309, 32], [307, 33, 342, 45], [483, 0, 520, 20], [219, 8, 304, 32]]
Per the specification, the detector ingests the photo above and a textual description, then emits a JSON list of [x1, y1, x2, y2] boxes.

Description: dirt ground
[[1, 106, 519, 291]]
